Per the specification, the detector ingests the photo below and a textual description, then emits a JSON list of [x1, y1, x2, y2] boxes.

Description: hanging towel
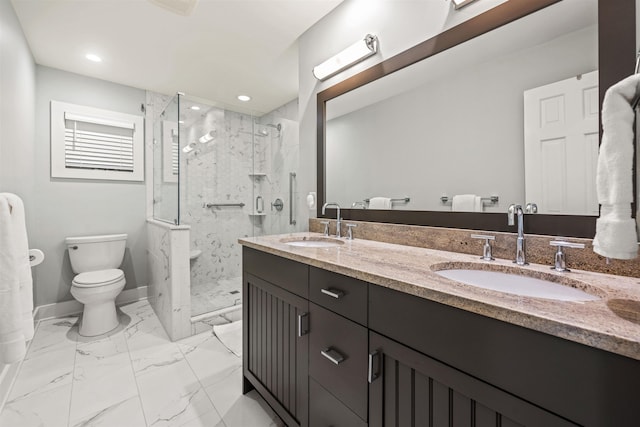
[[452, 194, 483, 212], [593, 74, 640, 259], [368, 197, 392, 209], [0, 193, 34, 364]]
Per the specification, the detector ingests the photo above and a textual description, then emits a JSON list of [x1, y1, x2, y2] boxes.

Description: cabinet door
[[244, 273, 309, 427], [368, 332, 578, 427]]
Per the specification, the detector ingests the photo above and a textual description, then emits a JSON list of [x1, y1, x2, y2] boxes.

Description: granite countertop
[[239, 232, 640, 361]]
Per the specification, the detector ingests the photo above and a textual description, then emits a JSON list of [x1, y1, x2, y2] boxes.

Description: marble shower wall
[[181, 107, 256, 293], [253, 100, 305, 237], [178, 98, 301, 315]]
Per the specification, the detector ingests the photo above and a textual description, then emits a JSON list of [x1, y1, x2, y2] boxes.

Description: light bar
[[312, 34, 378, 81]]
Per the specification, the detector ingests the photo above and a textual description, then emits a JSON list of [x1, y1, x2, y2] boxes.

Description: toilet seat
[[72, 269, 124, 288]]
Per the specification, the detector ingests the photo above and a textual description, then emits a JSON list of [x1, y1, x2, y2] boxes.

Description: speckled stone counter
[[239, 232, 640, 361]]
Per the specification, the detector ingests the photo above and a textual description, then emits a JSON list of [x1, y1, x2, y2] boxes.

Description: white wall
[[32, 66, 147, 306], [0, 0, 36, 227], [298, 0, 508, 221]]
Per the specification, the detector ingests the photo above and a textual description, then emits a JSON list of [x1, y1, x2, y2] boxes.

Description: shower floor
[[191, 276, 243, 317]]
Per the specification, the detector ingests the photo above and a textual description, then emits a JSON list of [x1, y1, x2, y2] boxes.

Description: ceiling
[[10, 0, 343, 115]]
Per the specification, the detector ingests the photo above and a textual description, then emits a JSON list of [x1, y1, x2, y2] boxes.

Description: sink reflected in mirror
[[432, 262, 601, 302], [280, 236, 344, 248]]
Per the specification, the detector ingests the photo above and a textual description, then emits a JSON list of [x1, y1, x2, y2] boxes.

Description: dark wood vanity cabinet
[[243, 248, 640, 427], [243, 248, 310, 427]]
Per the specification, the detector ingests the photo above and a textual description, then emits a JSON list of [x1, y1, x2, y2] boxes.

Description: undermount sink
[[280, 236, 344, 248], [433, 263, 601, 302]]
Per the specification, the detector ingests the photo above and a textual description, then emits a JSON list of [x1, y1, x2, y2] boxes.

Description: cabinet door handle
[[297, 312, 309, 337], [368, 351, 380, 383], [320, 288, 344, 299], [321, 348, 345, 365]]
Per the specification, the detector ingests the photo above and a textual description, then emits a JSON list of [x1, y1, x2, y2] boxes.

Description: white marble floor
[[0, 300, 283, 427]]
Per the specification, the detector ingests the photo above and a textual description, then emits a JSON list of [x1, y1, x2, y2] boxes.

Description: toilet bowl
[[65, 234, 128, 337]]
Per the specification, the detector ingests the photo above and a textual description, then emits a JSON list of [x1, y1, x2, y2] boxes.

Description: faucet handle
[[346, 223, 357, 240], [319, 221, 330, 236], [550, 239, 585, 272], [470, 234, 495, 261]]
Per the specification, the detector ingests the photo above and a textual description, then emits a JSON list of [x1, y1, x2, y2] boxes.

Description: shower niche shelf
[[249, 212, 267, 217]]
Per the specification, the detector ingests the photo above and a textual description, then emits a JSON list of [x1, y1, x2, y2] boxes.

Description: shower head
[[265, 123, 281, 132]]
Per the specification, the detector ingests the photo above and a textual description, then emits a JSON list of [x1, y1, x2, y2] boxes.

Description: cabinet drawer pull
[[298, 312, 309, 337], [321, 348, 345, 365], [320, 288, 344, 299], [368, 351, 380, 383]]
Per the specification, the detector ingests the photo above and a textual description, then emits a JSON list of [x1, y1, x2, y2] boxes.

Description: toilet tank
[[65, 234, 128, 274]]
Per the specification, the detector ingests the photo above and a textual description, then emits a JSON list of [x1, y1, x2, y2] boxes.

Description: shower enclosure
[[151, 93, 300, 331]]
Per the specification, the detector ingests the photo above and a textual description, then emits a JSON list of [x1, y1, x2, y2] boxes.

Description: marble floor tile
[[26, 316, 78, 361], [69, 395, 147, 427], [70, 352, 138, 423], [191, 276, 242, 316], [177, 409, 224, 427], [0, 382, 72, 427], [177, 331, 241, 388], [136, 358, 215, 427], [9, 345, 75, 401], [0, 299, 281, 427]]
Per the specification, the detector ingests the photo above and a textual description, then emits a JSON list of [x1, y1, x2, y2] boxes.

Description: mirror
[[318, 0, 636, 237]]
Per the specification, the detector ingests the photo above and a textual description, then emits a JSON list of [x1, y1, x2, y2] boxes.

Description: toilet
[[65, 233, 127, 337]]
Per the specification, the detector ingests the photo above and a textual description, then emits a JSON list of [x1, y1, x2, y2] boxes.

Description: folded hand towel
[[593, 74, 640, 259], [369, 197, 392, 209], [0, 193, 34, 364], [452, 194, 483, 212]]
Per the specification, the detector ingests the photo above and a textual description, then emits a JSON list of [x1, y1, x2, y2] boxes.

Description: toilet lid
[[73, 269, 124, 287]]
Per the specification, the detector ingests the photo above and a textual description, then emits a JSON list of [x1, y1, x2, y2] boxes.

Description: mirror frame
[[317, 0, 636, 238]]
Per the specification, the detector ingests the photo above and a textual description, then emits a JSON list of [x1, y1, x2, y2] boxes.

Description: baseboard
[[33, 286, 149, 322]]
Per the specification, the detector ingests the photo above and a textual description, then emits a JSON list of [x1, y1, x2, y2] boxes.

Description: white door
[[524, 70, 599, 215]]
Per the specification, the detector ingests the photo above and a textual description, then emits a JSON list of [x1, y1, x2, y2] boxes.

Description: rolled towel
[[452, 194, 482, 212], [593, 74, 640, 259], [369, 197, 392, 209]]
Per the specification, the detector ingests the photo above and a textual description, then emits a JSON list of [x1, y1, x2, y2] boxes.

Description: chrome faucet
[[507, 204, 527, 265], [321, 202, 341, 238]]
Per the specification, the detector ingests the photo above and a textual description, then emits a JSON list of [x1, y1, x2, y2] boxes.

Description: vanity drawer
[[243, 247, 308, 298], [309, 267, 367, 325], [309, 302, 368, 420], [309, 377, 367, 427]]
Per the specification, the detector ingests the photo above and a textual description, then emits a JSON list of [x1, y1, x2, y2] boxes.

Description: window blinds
[[64, 112, 136, 172]]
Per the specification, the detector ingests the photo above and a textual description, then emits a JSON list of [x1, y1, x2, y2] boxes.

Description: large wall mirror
[[317, 0, 636, 238]]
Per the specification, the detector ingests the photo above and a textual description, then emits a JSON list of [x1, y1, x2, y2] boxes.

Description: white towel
[[593, 74, 640, 259], [368, 197, 392, 209], [452, 194, 483, 212], [0, 193, 34, 364]]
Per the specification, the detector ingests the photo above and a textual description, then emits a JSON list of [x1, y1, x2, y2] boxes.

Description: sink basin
[[434, 264, 601, 302], [280, 236, 344, 248]]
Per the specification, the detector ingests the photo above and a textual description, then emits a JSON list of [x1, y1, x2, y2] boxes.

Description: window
[[162, 120, 179, 183], [51, 101, 144, 181]]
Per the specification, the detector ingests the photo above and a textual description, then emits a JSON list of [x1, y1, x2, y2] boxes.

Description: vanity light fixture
[[312, 34, 378, 81], [198, 130, 216, 144], [452, 0, 479, 10]]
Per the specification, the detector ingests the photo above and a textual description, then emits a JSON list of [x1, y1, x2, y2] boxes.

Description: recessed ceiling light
[[190, 105, 200, 111], [237, 95, 251, 102], [85, 53, 102, 63]]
